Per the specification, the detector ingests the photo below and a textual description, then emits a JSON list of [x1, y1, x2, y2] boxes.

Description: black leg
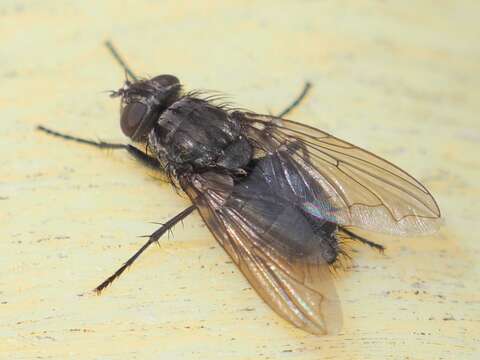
[[95, 205, 196, 293], [37, 125, 160, 168], [37, 125, 126, 149], [105, 40, 138, 81], [339, 227, 385, 253], [125, 144, 161, 168], [277, 82, 312, 118]]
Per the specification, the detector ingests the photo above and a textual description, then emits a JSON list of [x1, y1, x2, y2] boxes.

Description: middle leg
[[277, 82, 312, 118], [94, 205, 196, 293]]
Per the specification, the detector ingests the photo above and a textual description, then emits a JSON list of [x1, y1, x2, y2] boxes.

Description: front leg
[[125, 144, 161, 168], [37, 125, 160, 169]]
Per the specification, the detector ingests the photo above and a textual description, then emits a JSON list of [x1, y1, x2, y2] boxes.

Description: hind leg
[[339, 227, 385, 252]]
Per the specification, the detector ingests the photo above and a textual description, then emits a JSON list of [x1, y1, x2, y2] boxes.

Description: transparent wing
[[182, 171, 342, 335], [235, 112, 441, 235]]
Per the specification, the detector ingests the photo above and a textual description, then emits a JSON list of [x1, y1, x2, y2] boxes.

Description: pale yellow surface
[[1, 1, 479, 359]]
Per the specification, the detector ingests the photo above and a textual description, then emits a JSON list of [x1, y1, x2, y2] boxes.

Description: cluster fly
[[37, 41, 441, 335]]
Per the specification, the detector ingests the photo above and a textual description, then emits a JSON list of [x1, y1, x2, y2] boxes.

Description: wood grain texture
[[1, 1, 478, 359]]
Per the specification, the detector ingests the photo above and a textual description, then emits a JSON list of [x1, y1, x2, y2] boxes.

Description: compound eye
[[151, 74, 179, 88], [120, 102, 147, 138]]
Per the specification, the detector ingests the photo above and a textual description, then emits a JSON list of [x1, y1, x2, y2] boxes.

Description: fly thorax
[[151, 97, 248, 170]]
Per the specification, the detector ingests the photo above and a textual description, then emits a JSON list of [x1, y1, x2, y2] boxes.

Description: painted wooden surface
[[1, 1, 479, 359]]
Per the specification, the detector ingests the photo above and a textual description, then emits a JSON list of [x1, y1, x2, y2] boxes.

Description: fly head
[[111, 74, 181, 141]]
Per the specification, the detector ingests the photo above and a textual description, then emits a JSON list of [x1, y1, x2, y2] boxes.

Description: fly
[[37, 41, 441, 335]]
